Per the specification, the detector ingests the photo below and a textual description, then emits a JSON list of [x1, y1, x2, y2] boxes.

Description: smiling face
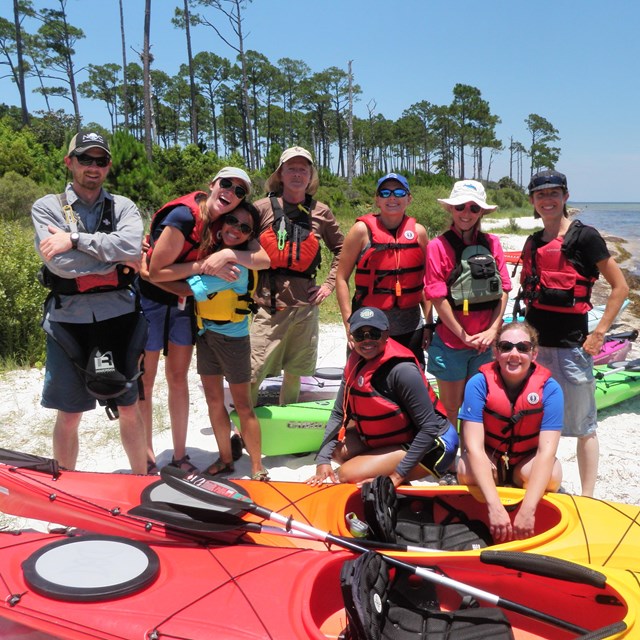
[[494, 325, 538, 386], [529, 187, 569, 221], [207, 176, 247, 216], [350, 326, 389, 360], [376, 179, 412, 219], [64, 149, 111, 193], [220, 208, 254, 247], [450, 201, 485, 234], [280, 158, 312, 199]]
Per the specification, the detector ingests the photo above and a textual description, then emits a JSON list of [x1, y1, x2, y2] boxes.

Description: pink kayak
[[593, 330, 637, 366]]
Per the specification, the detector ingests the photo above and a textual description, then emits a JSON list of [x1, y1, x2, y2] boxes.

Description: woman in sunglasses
[[456, 322, 564, 542], [138, 168, 269, 475], [335, 173, 429, 366], [181, 203, 268, 480], [424, 180, 511, 483], [307, 306, 458, 488]]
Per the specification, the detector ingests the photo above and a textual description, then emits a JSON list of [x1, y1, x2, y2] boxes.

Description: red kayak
[[0, 530, 636, 639], [0, 449, 639, 571]]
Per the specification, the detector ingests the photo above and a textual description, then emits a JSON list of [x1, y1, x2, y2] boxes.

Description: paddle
[[130, 500, 438, 553], [604, 329, 638, 343], [160, 466, 588, 635], [595, 357, 640, 379]]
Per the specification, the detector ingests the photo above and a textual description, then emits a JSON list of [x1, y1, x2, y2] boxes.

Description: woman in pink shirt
[[424, 180, 510, 483]]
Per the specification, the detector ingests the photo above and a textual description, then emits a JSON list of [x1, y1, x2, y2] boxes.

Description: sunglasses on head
[[378, 188, 409, 199], [496, 340, 533, 354], [219, 177, 247, 199], [530, 175, 567, 190], [74, 153, 110, 168], [454, 202, 482, 214], [351, 327, 384, 343], [224, 214, 253, 235]]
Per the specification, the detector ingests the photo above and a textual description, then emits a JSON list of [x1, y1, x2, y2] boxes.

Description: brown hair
[[496, 321, 539, 351], [265, 160, 320, 196], [198, 201, 260, 257]]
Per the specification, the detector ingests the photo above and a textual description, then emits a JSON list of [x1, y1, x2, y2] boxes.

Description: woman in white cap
[[424, 180, 510, 483], [139, 168, 269, 474], [250, 147, 344, 405]]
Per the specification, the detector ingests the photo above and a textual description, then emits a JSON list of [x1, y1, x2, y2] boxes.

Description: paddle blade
[[160, 466, 256, 512]]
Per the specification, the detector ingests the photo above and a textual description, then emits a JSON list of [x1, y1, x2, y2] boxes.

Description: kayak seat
[[362, 476, 492, 551], [340, 551, 514, 640]]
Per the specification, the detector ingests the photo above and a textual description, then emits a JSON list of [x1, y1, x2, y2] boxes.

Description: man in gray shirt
[[32, 131, 147, 474]]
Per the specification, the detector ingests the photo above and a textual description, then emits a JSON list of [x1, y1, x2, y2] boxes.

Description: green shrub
[[0, 171, 47, 221], [0, 222, 47, 366]]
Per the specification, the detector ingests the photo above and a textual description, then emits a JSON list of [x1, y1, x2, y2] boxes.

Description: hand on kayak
[[306, 464, 338, 485]]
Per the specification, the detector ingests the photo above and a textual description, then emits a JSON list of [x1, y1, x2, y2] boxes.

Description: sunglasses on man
[[219, 177, 247, 199], [74, 153, 110, 168]]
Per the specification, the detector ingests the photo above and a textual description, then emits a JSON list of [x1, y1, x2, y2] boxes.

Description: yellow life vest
[[194, 270, 258, 328]]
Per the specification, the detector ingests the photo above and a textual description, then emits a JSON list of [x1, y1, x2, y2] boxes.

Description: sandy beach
[[1, 220, 638, 534]]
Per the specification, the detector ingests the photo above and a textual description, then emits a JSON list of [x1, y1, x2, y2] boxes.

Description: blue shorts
[[42, 333, 138, 413], [140, 296, 195, 351], [403, 422, 459, 479], [426, 331, 493, 382], [536, 346, 597, 438]]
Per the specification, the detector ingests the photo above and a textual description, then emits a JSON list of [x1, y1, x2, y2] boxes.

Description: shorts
[[42, 318, 140, 413], [140, 296, 195, 351], [403, 422, 459, 479], [250, 305, 319, 382], [536, 346, 597, 438], [196, 331, 251, 384], [426, 331, 493, 382]]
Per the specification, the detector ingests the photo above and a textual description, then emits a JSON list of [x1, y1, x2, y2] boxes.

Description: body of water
[[571, 202, 640, 276]]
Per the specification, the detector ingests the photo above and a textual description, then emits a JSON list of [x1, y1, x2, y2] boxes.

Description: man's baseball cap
[[528, 170, 568, 194], [348, 307, 389, 333], [68, 131, 111, 156]]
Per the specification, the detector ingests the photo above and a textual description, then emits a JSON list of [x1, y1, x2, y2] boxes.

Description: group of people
[[32, 130, 628, 540]]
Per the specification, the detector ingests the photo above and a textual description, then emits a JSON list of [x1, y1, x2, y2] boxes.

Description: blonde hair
[[265, 160, 320, 196], [496, 321, 539, 351]]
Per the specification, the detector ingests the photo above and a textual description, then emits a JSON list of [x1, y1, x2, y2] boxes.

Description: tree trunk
[[118, 0, 130, 131], [183, 0, 198, 145], [142, 0, 153, 161], [13, 0, 29, 125]]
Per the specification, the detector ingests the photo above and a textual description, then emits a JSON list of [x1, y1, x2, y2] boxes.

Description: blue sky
[[3, 0, 639, 202]]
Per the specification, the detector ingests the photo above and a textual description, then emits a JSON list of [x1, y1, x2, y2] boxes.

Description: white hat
[[276, 146, 314, 170], [212, 167, 252, 197], [437, 180, 497, 212]]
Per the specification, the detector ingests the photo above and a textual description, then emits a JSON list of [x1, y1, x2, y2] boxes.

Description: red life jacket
[[353, 214, 425, 311], [480, 361, 551, 467], [259, 195, 321, 277], [343, 338, 447, 448], [517, 224, 595, 315], [139, 192, 206, 305]]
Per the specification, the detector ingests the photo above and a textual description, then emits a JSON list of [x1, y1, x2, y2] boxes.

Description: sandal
[[146, 460, 159, 476], [168, 454, 198, 474], [438, 472, 458, 486], [251, 469, 270, 482], [230, 433, 245, 461], [205, 458, 235, 476]]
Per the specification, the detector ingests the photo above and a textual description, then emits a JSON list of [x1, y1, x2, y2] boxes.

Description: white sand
[[1, 222, 638, 534]]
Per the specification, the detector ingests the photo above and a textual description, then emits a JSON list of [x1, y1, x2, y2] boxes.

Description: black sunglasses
[[351, 327, 384, 343], [224, 214, 253, 235], [454, 202, 482, 214], [496, 340, 533, 354], [378, 188, 409, 199], [219, 177, 247, 199], [74, 153, 110, 168]]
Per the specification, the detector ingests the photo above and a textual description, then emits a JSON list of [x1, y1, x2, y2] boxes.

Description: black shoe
[[231, 433, 244, 461]]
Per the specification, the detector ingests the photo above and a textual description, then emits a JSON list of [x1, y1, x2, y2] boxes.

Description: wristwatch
[[70, 231, 80, 249]]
